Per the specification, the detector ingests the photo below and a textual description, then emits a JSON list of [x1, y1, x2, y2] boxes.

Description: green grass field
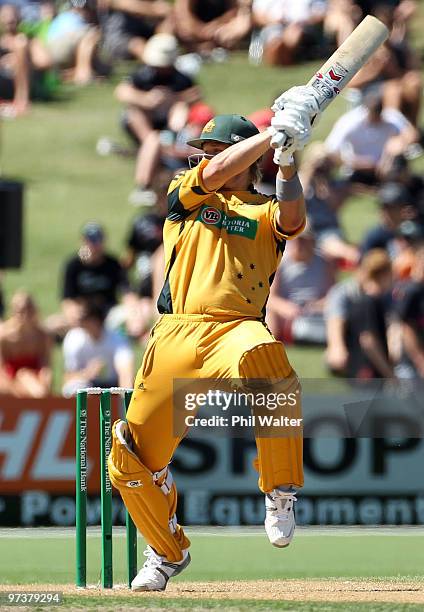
[[0, 528, 423, 609]]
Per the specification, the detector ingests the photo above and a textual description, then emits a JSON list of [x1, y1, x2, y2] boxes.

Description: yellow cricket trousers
[[109, 314, 303, 561]]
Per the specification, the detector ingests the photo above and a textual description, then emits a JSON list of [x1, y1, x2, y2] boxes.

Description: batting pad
[[239, 342, 303, 492], [108, 420, 190, 561]]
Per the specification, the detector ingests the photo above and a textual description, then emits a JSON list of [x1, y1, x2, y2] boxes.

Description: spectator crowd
[[0, 0, 423, 395]]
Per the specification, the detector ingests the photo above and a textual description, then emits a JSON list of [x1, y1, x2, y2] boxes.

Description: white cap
[[142, 34, 179, 68]]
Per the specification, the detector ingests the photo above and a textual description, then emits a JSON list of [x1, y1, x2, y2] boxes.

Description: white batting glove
[[268, 107, 312, 151], [273, 148, 294, 167], [272, 85, 321, 126]]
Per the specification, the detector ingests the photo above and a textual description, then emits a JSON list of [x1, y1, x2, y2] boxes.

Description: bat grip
[[270, 130, 293, 150]]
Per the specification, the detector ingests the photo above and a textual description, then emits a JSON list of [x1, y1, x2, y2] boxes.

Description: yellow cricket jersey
[[157, 159, 305, 318]]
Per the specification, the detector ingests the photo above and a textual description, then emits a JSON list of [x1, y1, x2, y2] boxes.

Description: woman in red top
[[0, 291, 52, 397]]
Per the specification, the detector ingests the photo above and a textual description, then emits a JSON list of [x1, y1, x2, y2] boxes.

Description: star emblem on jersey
[[237, 273, 243, 279]]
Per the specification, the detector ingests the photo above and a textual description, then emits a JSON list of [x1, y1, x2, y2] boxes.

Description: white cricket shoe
[[131, 546, 191, 592], [265, 490, 297, 548]]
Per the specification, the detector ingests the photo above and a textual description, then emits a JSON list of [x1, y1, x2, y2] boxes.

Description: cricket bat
[[272, 15, 389, 146], [307, 15, 389, 111]]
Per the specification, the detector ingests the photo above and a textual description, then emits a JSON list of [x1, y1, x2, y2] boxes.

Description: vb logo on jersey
[[201, 207, 222, 225], [196, 205, 258, 239]]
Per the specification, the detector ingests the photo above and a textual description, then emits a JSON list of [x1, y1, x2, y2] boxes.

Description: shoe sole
[[272, 541, 291, 548], [266, 523, 295, 549], [132, 552, 191, 592]]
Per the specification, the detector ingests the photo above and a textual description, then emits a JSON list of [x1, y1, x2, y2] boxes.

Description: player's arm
[[202, 130, 271, 191], [267, 86, 322, 235], [274, 164, 305, 236]]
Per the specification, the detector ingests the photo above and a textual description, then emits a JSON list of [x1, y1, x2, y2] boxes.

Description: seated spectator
[[325, 89, 418, 187], [348, 3, 421, 125], [394, 241, 424, 378], [160, 101, 215, 171], [100, 0, 172, 63], [19, 0, 62, 99], [174, 0, 252, 54], [62, 303, 134, 397], [46, 222, 128, 337], [113, 241, 165, 341], [324, 0, 361, 47], [0, 291, 52, 397], [392, 219, 424, 281], [121, 210, 164, 296], [108, 210, 165, 340], [97, 101, 215, 169], [114, 33, 199, 206], [267, 227, 335, 345], [0, 4, 31, 115], [43, 0, 100, 85], [360, 182, 411, 256], [384, 155, 424, 223], [354, 0, 417, 28], [325, 249, 395, 379], [300, 143, 359, 267], [250, 0, 328, 66]]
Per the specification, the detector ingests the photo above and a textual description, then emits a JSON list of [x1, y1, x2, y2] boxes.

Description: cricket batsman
[[108, 86, 320, 591]]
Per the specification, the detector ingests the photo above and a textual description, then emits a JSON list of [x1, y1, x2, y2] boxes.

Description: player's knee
[[107, 420, 174, 495], [239, 341, 293, 382]]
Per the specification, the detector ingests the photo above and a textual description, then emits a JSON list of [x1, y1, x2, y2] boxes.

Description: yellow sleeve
[[167, 159, 214, 221], [269, 199, 306, 241]]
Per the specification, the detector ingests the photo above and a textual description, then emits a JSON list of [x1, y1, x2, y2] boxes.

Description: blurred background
[[0, 0, 423, 528]]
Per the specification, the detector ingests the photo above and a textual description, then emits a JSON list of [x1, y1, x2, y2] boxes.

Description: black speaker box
[[0, 180, 24, 269]]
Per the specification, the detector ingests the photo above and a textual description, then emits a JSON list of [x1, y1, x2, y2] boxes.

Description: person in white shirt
[[62, 303, 134, 396], [325, 89, 418, 186], [251, 0, 327, 65]]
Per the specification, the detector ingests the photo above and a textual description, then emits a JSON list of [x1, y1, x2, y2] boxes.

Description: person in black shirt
[[100, 0, 171, 62], [113, 212, 164, 341], [326, 249, 395, 379], [46, 222, 128, 338], [395, 243, 424, 378], [115, 33, 199, 206], [174, 0, 252, 53], [360, 182, 410, 256], [63, 222, 128, 309], [121, 212, 164, 297]]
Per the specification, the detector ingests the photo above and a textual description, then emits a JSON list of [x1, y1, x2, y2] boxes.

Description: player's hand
[[268, 107, 312, 151], [272, 85, 321, 125], [272, 147, 294, 167]]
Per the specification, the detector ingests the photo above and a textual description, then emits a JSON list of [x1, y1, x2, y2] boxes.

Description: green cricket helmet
[[187, 114, 259, 149]]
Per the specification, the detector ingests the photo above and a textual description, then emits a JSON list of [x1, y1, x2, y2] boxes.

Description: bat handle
[[270, 131, 294, 150]]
